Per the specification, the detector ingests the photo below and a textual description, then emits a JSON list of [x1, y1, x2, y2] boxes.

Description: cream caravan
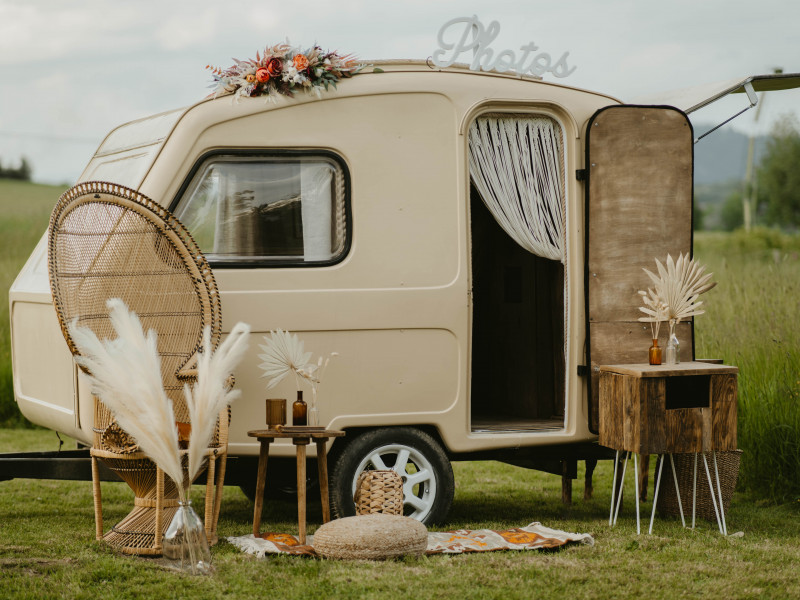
[[9, 61, 797, 524]]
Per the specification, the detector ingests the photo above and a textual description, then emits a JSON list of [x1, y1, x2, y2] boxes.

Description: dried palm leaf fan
[[47, 181, 227, 555]]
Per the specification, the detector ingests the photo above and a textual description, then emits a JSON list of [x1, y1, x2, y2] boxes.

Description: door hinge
[[577, 365, 589, 377], [575, 169, 587, 181]]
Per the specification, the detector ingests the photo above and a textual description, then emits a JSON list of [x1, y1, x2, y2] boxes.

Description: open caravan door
[[584, 105, 694, 433]]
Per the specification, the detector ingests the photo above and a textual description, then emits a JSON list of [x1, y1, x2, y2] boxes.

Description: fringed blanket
[[227, 522, 593, 558]]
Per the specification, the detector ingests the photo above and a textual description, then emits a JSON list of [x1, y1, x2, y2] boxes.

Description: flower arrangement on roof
[[207, 42, 365, 101]]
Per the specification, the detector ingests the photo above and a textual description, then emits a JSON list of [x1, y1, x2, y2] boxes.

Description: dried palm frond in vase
[[639, 253, 716, 325], [637, 253, 716, 364]]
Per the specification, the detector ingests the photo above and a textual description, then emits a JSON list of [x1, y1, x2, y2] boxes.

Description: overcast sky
[[0, 0, 797, 184]]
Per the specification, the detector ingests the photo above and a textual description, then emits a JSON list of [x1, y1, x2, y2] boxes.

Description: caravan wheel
[[329, 427, 454, 525]]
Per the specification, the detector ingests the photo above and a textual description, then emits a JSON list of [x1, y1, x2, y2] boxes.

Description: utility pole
[[743, 67, 782, 231]]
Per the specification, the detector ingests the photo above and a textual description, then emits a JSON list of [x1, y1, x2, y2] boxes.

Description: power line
[[0, 130, 99, 144]]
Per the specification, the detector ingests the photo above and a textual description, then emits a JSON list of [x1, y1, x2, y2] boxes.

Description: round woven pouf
[[313, 514, 428, 560]]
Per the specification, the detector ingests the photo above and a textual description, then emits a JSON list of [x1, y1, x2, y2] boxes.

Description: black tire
[[329, 427, 454, 525]]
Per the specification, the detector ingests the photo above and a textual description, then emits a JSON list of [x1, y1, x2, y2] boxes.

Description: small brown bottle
[[292, 390, 307, 426]]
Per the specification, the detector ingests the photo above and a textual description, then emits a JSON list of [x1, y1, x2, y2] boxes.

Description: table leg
[[669, 454, 686, 528], [633, 453, 640, 535], [316, 439, 331, 523], [252, 440, 271, 537], [649, 455, 665, 535], [297, 443, 307, 544], [702, 453, 724, 534], [609, 450, 620, 526]]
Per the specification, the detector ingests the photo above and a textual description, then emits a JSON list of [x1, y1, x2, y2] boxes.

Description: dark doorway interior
[[469, 186, 565, 432]]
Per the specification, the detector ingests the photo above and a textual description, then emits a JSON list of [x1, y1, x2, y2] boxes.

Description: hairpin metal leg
[[610, 449, 620, 526], [613, 452, 630, 527], [649, 454, 665, 534], [702, 453, 724, 534], [669, 454, 686, 528], [712, 451, 728, 535], [691, 453, 698, 530], [633, 453, 640, 535]]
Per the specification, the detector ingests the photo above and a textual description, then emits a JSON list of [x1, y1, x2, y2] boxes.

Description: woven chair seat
[[313, 514, 428, 560]]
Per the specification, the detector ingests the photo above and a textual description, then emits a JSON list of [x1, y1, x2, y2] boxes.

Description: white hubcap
[[352, 443, 437, 522]]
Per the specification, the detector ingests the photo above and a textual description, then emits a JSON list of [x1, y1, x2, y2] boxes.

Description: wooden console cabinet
[[598, 362, 738, 455]]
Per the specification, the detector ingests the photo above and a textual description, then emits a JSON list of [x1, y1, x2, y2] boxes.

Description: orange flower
[[256, 67, 269, 83], [245, 73, 256, 83], [293, 54, 309, 70]]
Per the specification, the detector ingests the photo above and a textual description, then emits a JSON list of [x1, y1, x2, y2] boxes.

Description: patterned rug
[[227, 522, 594, 558]]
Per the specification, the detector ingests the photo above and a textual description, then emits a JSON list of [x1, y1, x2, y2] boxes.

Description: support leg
[[91, 455, 103, 541], [702, 453, 724, 534], [692, 453, 698, 530], [634, 453, 640, 535], [584, 459, 597, 501], [712, 451, 728, 535], [561, 460, 573, 505], [669, 454, 686, 528], [316, 440, 331, 523], [639, 454, 650, 502], [613, 452, 630, 527], [296, 442, 308, 544], [609, 450, 620, 526], [252, 440, 270, 537], [649, 455, 665, 535]]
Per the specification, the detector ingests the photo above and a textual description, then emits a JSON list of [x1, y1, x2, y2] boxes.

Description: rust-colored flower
[[266, 57, 283, 77], [293, 54, 309, 70], [256, 67, 269, 83], [245, 73, 256, 83]]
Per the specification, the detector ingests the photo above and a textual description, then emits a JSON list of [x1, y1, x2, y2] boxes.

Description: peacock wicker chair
[[47, 181, 228, 555]]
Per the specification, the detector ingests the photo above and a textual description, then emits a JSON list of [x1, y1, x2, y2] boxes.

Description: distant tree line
[[0, 157, 32, 181], [721, 115, 800, 231]]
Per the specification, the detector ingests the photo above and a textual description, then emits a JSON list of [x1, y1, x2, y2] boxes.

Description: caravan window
[[172, 152, 349, 266]]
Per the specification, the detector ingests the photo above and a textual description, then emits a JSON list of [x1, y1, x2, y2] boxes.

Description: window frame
[[168, 148, 352, 269]]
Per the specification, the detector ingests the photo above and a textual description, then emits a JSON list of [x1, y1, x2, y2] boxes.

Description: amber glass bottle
[[649, 339, 662, 365], [292, 390, 307, 426]]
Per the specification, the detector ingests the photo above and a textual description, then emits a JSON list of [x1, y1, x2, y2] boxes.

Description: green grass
[[1, 429, 799, 600], [0, 180, 67, 426], [694, 230, 800, 502]]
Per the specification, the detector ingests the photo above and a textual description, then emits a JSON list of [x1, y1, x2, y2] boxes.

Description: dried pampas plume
[[69, 299, 250, 498], [69, 299, 185, 494], [183, 322, 250, 482]]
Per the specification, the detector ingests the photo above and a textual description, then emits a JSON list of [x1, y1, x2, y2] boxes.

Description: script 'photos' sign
[[432, 15, 576, 79]]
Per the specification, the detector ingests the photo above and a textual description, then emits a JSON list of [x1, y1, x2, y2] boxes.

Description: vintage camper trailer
[[9, 60, 797, 524]]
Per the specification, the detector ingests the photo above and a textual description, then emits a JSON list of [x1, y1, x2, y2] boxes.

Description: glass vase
[[162, 499, 213, 575], [308, 406, 320, 427], [648, 338, 662, 365], [665, 321, 680, 364]]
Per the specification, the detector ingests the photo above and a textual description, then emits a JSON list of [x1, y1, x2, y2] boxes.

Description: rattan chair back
[[48, 181, 221, 438], [47, 181, 227, 554]]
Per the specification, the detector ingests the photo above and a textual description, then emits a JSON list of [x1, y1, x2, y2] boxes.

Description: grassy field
[[1, 181, 799, 597], [1, 429, 799, 600], [693, 229, 800, 502], [0, 180, 68, 426]]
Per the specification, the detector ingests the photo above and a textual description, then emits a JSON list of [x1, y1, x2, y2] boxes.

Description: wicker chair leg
[[210, 453, 228, 541], [91, 455, 103, 541], [204, 455, 216, 540], [154, 467, 165, 552]]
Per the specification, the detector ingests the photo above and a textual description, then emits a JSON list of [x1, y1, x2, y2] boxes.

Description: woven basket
[[354, 470, 404, 516], [656, 450, 741, 521]]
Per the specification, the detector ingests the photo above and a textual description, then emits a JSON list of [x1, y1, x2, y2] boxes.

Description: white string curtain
[[468, 115, 566, 263]]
